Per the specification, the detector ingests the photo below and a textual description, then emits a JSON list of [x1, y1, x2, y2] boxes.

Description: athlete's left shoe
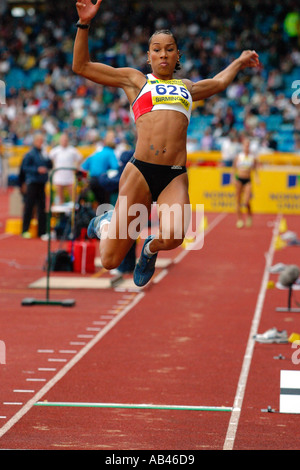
[[133, 235, 157, 287], [87, 210, 113, 239]]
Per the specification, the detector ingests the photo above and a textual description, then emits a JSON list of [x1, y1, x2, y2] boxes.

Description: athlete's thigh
[[243, 182, 252, 203], [235, 180, 243, 200], [156, 173, 190, 239], [104, 162, 152, 253]]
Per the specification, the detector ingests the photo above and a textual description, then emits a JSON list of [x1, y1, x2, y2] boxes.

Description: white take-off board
[[280, 370, 300, 414]]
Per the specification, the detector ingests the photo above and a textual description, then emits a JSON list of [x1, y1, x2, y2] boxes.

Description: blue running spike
[[133, 235, 157, 286]]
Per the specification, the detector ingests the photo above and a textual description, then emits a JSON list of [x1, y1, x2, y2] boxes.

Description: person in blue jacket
[[81, 129, 119, 204], [21, 133, 52, 238]]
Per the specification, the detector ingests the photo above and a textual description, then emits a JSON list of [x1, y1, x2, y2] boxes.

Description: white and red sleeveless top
[[131, 73, 192, 123], [235, 152, 256, 171]]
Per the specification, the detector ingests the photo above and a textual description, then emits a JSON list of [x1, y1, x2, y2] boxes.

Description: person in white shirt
[[49, 133, 82, 203], [220, 129, 240, 167]]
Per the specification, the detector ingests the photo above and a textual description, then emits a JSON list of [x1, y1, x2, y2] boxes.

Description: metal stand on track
[[276, 285, 300, 313], [21, 167, 84, 307]]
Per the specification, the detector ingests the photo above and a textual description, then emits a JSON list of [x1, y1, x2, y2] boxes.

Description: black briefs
[[236, 176, 251, 186], [129, 157, 187, 202]]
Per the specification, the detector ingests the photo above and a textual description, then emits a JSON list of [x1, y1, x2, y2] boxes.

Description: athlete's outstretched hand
[[75, 0, 102, 24], [239, 50, 260, 69]]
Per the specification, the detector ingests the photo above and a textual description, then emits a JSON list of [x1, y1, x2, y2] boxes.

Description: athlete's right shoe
[[133, 235, 157, 287], [87, 210, 113, 239]]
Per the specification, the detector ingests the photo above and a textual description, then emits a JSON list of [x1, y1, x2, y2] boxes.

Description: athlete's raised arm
[[185, 50, 259, 101], [72, 0, 143, 94]]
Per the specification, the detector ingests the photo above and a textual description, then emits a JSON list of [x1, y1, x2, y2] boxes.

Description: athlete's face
[[148, 34, 180, 78]]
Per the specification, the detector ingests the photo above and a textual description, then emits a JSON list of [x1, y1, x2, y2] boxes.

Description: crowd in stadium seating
[[0, 0, 300, 154]]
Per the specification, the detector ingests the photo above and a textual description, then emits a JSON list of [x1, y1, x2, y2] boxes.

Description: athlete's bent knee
[[100, 251, 121, 270]]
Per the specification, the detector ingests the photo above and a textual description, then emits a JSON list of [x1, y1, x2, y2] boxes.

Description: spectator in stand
[[253, 121, 267, 140], [21, 133, 53, 239], [0, 137, 5, 189], [223, 106, 235, 134], [294, 136, 300, 154], [200, 127, 214, 150], [267, 69, 284, 92], [49, 133, 82, 203], [294, 108, 300, 132]]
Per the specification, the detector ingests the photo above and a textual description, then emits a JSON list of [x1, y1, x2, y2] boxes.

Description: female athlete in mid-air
[[73, 0, 259, 286]]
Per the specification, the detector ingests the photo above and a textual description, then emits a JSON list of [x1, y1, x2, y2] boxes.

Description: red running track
[[0, 192, 300, 450]]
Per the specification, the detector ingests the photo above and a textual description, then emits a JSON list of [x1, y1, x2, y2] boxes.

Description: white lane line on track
[[59, 350, 77, 354], [152, 268, 168, 284], [0, 291, 145, 439], [3, 403, 23, 406], [47, 358, 67, 362], [26, 379, 46, 382], [223, 215, 280, 451], [0, 233, 13, 240], [151, 213, 227, 286], [173, 212, 227, 265]]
